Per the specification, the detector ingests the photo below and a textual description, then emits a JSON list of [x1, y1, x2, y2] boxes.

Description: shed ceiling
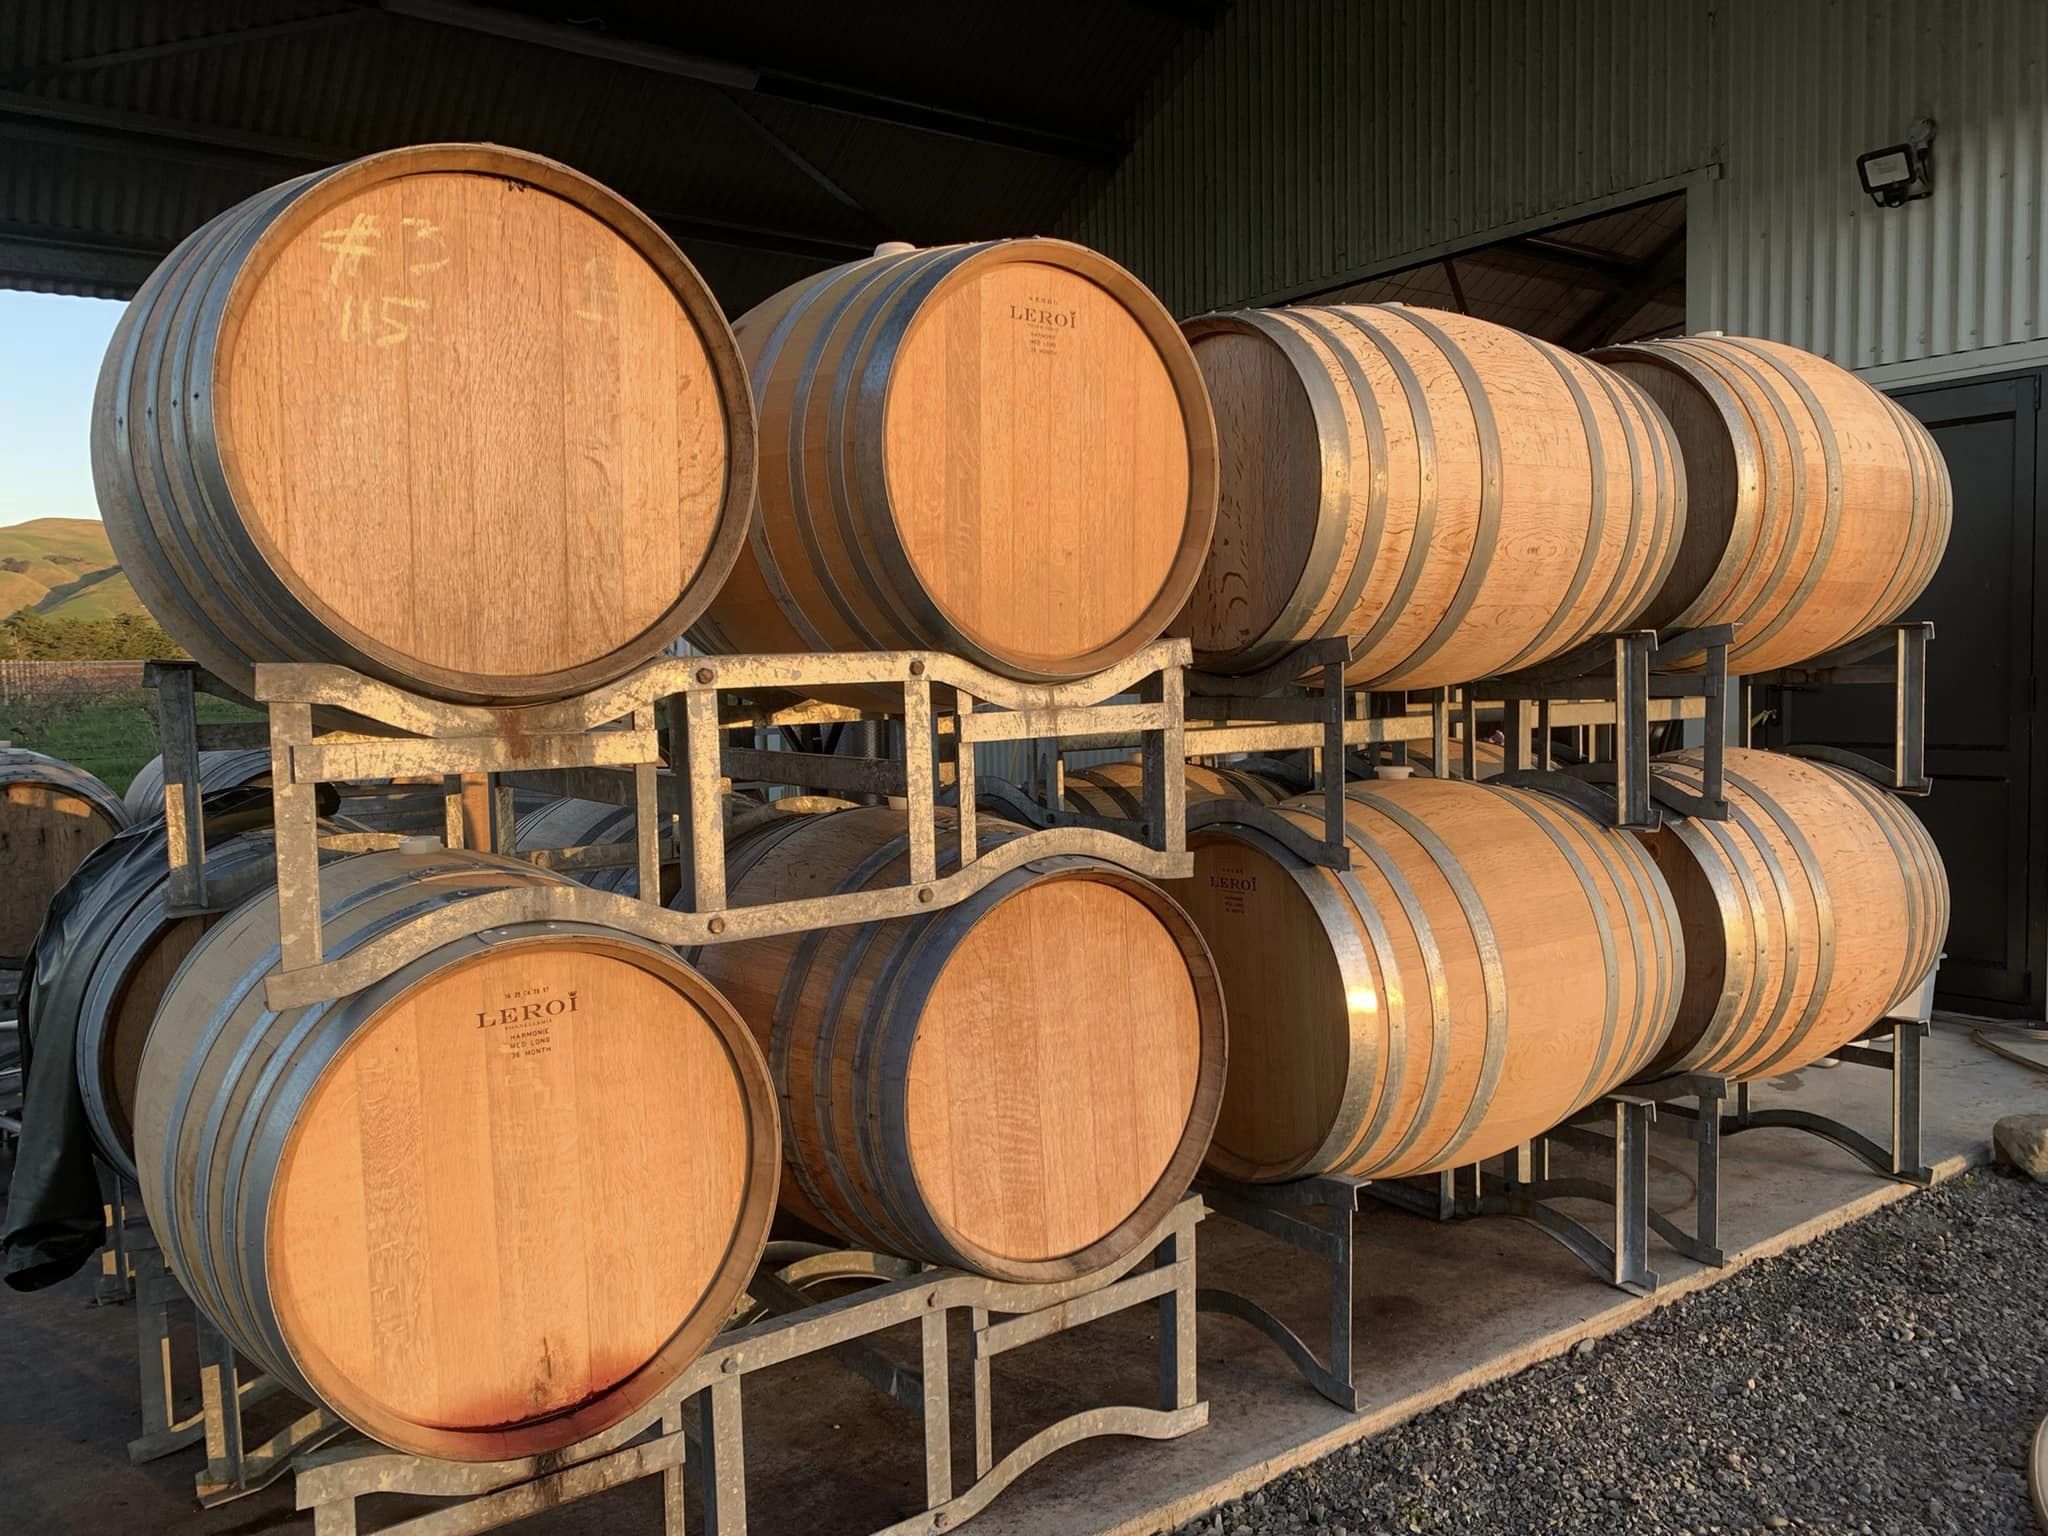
[[1309, 194, 1688, 349], [0, 0, 1217, 309]]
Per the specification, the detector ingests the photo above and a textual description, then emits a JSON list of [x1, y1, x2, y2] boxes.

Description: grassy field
[[1, 691, 260, 794]]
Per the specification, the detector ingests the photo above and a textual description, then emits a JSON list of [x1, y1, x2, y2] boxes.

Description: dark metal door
[[1763, 370, 2043, 1016]]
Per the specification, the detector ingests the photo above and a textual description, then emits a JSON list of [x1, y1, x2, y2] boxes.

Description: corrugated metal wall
[[1060, 0, 1715, 314], [1699, 0, 2047, 382], [1062, 0, 2048, 383]]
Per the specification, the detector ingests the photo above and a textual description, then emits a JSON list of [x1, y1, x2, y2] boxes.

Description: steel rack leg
[[126, 1242, 207, 1464], [94, 1160, 136, 1305], [1640, 1076, 1727, 1266], [1157, 1221, 1198, 1414], [1196, 1175, 1365, 1410], [1725, 1019, 1933, 1185], [125, 1240, 308, 1475], [696, 1375, 747, 1535], [1361, 1167, 1457, 1221], [194, 1312, 344, 1506], [921, 1306, 952, 1510], [1558, 1073, 1730, 1270], [1470, 1098, 1660, 1294]]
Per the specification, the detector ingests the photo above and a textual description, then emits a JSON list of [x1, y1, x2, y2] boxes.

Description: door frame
[[1888, 367, 2046, 1017]]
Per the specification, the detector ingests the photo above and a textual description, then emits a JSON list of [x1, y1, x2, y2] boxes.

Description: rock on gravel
[[1169, 1168, 2048, 1536], [1993, 1115, 2048, 1181]]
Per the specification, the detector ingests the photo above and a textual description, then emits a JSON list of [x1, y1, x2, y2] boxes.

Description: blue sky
[[1, 290, 123, 528]]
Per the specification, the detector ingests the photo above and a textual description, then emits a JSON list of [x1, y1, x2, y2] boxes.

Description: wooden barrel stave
[[1180, 303, 1683, 689], [687, 806, 1226, 1281], [95, 146, 755, 704], [1594, 363, 1687, 634], [133, 848, 779, 1460], [1178, 777, 1679, 1184], [167, 177, 347, 667], [1637, 749, 1949, 1080], [694, 239, 1219, 683]]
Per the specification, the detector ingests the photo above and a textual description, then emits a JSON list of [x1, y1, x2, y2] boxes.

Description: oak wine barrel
[[1056, 760, 1297, 820], [692, 239, 1218, 682], [507, 790, 812, 899], [132, 848, 779, 1460], [689, 806, 1226, 1281], [93, 144, 755, 704], [1178, 304, 1684, 688], [1402, 737, 1508, 781], [1592, 335, 1950, 672], [123, 748, 272, 820], [1634, 748, 1948, 1080], [1171, 777, 1680, 1183], [0, 748, 128, 961], [508, 797, 646, 892], [125, 750, 446, 831], [26, 802, 326, 1181]]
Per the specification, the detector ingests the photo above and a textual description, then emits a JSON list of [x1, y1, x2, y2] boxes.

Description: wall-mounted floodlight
[[1858, 118, 1935, 208]]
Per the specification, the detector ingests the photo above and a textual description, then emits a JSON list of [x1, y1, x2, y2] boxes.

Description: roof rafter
[[0, 96, 877, 263], [375, 0, 1123, 163], [0, 8, 367, 92], [1563, 228, 1688, 350]]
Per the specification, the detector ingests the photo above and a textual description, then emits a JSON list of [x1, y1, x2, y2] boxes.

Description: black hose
[[1932, 1014, 2048, 1076]]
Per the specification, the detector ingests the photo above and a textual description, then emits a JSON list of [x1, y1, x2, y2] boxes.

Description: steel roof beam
[[0, 91, 355, 167], [1562, 229, 1687, 350], [374, 0, 1120, 163], [1115, 0, 1228, 22], [0, 100, 877, 263], [0, 9, 368, 92], [0, 225, 162, 294], [1504, 236, 1641, 282]]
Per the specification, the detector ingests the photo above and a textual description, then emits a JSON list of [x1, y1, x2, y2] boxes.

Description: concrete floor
[[1, 1022, 2037, 1536]]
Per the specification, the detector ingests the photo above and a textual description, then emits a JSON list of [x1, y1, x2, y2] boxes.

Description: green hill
[[0, 517, 144, 620]]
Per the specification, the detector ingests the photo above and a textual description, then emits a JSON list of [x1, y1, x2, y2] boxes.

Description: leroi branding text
[[477, 991, 580, 1029]]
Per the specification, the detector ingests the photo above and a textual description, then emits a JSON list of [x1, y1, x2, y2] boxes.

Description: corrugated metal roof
[[0, 0, 1206, 308]]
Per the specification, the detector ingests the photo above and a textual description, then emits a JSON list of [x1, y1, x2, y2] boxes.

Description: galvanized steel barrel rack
[[286, 1199, 1203, 1536], [1447, 623, 1736, 829], [1192, 981, 1934, 1417], [1644, 973, 1939, 1194], [106, 1199, 1204, 1530], [117, 1216, 344, 1506], [1191, 1094, 1671, 1415], [981, 624, 1736, 881], [1533, 620, 1937, 1269], [145, 643, 1191, 1010], [142, 661, 405, 919], [1742, 620, 1934, 795], [1420, 960, 1939, 1299]]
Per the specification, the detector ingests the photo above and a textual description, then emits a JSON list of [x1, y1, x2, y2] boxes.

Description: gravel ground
[[1175, 1167, 2047, 1536]]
